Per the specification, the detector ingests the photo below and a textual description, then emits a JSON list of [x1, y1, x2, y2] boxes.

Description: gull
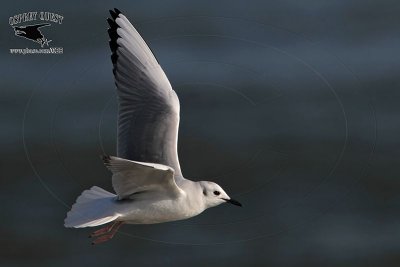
[[64, 8, 242, 245]]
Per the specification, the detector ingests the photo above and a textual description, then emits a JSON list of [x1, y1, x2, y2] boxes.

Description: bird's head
[[13, 26, 28, 36], [199, 181, 242, 209]]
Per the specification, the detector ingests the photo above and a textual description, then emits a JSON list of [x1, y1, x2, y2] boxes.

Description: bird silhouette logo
[[12, 23, 52, 47]]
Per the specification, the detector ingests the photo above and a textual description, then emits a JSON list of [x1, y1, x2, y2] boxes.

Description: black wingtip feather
[[109, 9, 118, 20], [111, 53, 118, 64], [108, 28, 119, 41], [107, 9, 122, 67], [107, 18, 118, 29], [109, 41, 118, 52]]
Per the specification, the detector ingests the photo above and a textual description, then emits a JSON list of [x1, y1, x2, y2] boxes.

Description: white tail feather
[[64, 186, 119, 228]]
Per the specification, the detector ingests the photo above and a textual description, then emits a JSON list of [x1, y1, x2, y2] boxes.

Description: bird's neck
[[178, 179, 206, 215]]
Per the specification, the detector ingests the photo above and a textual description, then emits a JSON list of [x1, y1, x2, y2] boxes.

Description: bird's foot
[[90, 221, 124, 245], [89, 224, 114, 238], [92, 233, 115, 245]]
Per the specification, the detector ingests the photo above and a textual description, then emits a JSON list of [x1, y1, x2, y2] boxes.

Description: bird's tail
[[64, 186, 119, 228]]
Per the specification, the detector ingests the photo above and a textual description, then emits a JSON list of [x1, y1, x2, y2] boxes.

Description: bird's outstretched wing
[[107, 9, 183, 178], [102, 155, 183, 200]]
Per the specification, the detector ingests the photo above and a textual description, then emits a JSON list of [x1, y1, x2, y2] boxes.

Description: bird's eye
[[213, 191, 220, 196]]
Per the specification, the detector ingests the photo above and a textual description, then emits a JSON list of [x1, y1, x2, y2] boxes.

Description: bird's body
[[116, 180, 204, 224], [64, 9, 241, 244], [123, 180, 207, 223], [86, 181, 205, 225]]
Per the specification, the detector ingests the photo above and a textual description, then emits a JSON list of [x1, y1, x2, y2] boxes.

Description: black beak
[[223, 198, 242, 207]]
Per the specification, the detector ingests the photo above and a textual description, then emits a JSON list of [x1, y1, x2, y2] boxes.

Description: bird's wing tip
[[109, 9, 117, 20], [109, 8, 122, 20]]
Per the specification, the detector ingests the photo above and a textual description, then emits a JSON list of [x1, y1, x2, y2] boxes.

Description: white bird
[[64, 8, 242, 245]]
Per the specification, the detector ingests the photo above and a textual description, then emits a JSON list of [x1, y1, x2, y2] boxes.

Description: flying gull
[[64, 8, 241, 245]]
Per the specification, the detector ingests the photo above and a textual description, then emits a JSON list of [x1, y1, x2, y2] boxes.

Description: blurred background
[[1, 0, 400, 266]]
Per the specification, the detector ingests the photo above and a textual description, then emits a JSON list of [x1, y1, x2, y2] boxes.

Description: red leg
[[91, 221, 124, 245], [89, 223, 115, 237]]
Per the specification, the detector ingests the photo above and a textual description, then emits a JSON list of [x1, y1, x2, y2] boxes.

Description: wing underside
[[107, 9, 183, 178]]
